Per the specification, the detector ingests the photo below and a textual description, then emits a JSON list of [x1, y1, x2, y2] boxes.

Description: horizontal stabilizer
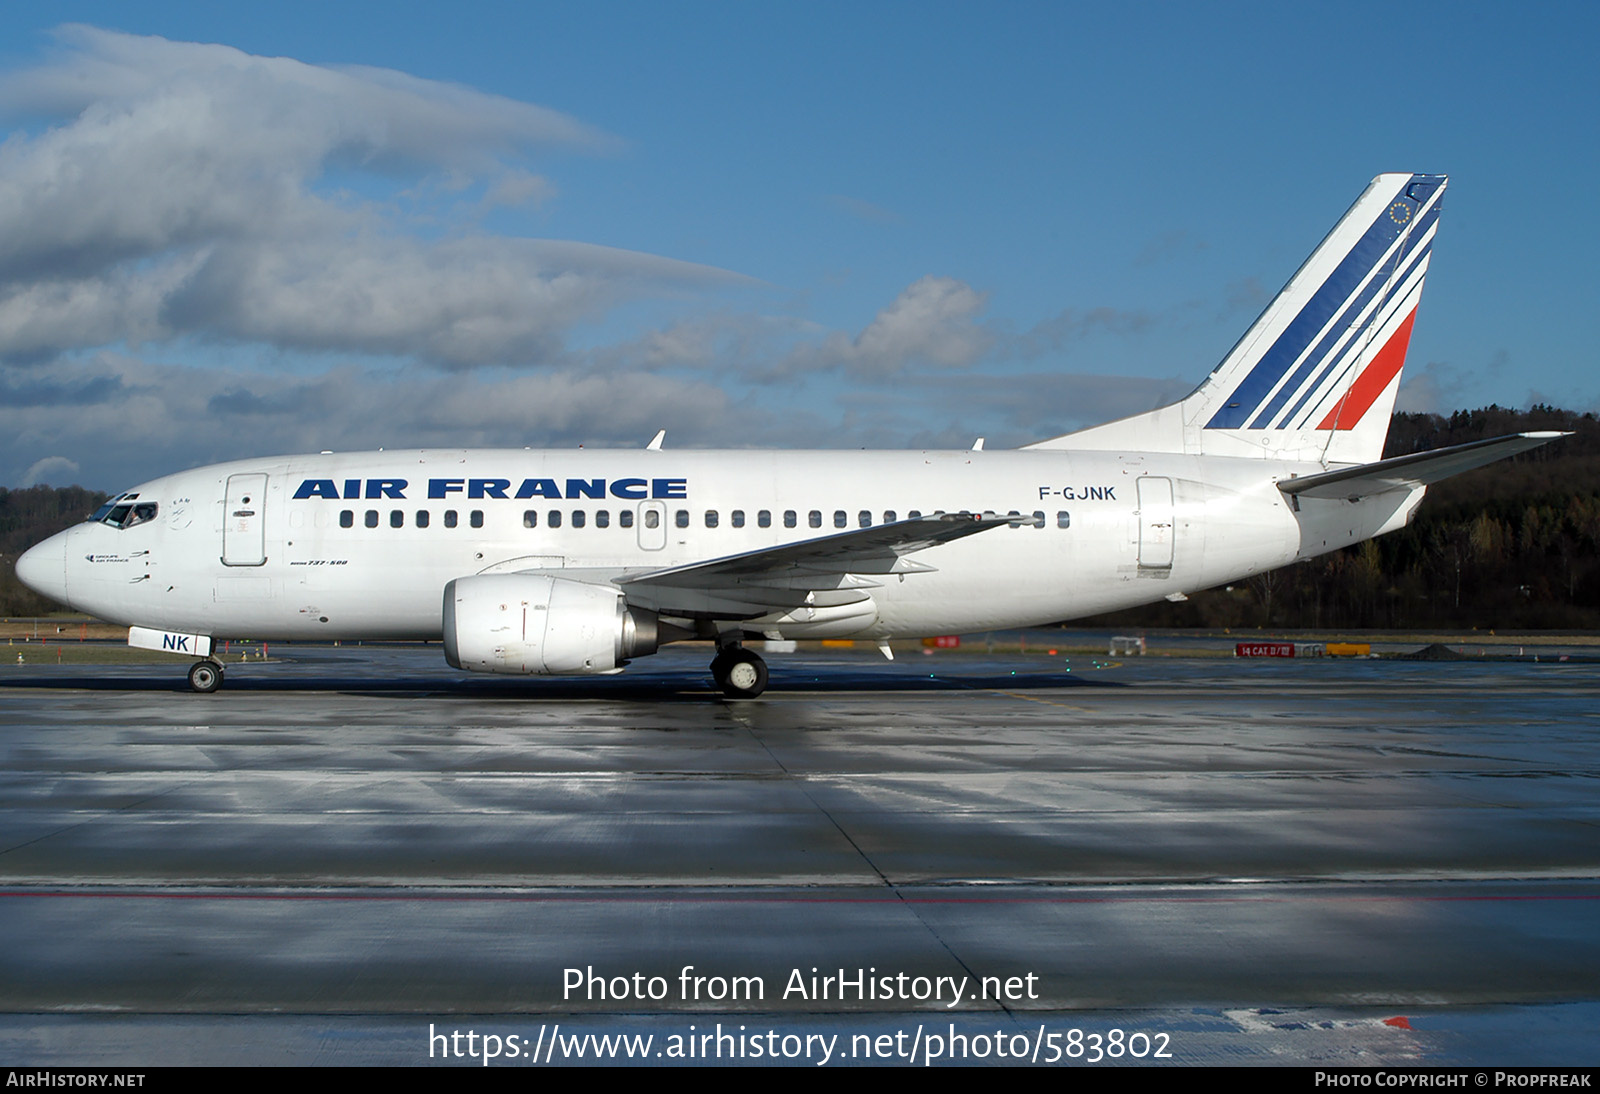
[[1278, 432, 1568, 500]]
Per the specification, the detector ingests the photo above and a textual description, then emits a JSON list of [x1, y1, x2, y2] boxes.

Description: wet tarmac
[[1, 644, 1596, 1065]]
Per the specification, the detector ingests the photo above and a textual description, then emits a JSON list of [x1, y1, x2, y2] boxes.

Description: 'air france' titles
[[293, 477, 688, 501]]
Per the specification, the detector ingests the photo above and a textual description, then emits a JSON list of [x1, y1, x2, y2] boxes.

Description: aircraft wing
[[1278, 432, 1568, 500], [614, 512, 1015, 617]]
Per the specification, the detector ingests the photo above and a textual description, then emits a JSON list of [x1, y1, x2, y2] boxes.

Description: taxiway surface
[[1, 644, 1596, 1065]]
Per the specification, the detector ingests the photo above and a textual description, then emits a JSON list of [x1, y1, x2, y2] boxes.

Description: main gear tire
[[713, 647, 768, 699]]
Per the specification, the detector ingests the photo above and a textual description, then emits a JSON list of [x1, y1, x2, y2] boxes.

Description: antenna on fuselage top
[[646, 429, 666, 451]]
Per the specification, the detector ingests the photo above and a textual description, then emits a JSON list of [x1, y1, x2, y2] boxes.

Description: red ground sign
[[1236, 642, 1295, 658]]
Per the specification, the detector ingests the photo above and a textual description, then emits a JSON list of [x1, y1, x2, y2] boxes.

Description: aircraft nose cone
[[14, 533, 68, 605]]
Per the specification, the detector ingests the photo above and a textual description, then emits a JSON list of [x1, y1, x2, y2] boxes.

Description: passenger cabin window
[[858, 510, 871, 528], [704, 510, 718, 528], [444, 510, 458, 528], [364, 510, 378, 528], [340, 510, 354, 528], [675, 510, 689, 529], [809, 511, 822, 528], [1032, 510, 1045, 528], [523, 511, 538, 528], [731, 510, 745, 528], [572, 510, 586, 528], [833, 510, 847, 529], [783, 510, 797, 528], [883, 510, 897, 524], [390, 510, 403, 528], [908, 510, 922, 519], [416, 510, 430, 528], [596, 510, 610, 528], [644, 510, 659, 529], [548, 510, 562, 528], [758, 510, 772, 528], [1057, 511, 1071, 528], [470, 510, 484, 529], [620, 510, 635, 528]]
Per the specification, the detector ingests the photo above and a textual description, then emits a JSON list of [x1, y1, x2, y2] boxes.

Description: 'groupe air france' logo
[[1388, 199, 1413, 226]]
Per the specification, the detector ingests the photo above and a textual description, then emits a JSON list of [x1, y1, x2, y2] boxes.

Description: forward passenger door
[[222, 473, 268, 566]]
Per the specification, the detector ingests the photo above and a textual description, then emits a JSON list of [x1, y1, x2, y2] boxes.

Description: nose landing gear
[[710, 645, 768, 699]]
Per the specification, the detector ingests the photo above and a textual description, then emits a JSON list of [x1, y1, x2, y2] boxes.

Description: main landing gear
[[710, 645, 768, 699], [187, 659, 224, 693]]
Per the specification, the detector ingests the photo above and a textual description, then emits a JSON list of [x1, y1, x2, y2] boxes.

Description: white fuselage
[[24, 447, 1421, 644]]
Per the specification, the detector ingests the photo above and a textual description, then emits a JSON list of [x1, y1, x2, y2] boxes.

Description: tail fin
[[1028, 173, 1446, 466]]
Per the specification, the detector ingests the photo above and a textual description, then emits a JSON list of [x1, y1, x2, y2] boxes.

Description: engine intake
[[442, 574, 659, 675]]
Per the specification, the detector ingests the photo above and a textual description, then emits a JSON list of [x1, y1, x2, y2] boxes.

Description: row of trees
[[5, 405, 1598, 628]]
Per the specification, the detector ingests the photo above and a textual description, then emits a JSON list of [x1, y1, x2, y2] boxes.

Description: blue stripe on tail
[[1204, 175, 1436, 430]]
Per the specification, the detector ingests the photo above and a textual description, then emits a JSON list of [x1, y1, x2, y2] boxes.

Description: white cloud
[[768, 274, 1173, 381], [0, 256, 199, 361], [1008, 305, 1156, 360], [825, 194, 900, 225], [779, 275, 994, 377], [20, 455, 80, 487], [158, 235, 734, 368], [0, 25, 610, 167], [855, 276, 990, 367], [0, 352, 743, 489], [480, 170, 557, 211], [0, 26, 736, 369]]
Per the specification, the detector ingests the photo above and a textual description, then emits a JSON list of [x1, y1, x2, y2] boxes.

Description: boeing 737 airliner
[[15, 174, 1563, 697]]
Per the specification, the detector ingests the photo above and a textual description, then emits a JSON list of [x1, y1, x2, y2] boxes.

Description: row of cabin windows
[[340, 508, 1073, 531], [340, 509, 484, 529], [525, 509, 1069, 530]]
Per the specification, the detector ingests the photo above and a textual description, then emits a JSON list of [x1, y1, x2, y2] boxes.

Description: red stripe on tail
[[1316, 309, 1417, 431]]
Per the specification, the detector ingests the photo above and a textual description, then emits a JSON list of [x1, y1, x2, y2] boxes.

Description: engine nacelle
[[442, 574, 660, 675]]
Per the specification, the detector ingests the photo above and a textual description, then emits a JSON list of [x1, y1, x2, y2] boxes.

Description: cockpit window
[[89, 492, 135, 524], [96, 500, 158, 529]]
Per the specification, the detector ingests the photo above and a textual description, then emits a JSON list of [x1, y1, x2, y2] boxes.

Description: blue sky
[[1, 2, 1595, 490]]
